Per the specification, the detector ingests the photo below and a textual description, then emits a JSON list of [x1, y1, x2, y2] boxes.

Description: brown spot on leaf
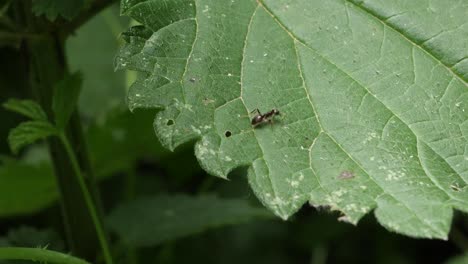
[[338, 170, 354, 180]]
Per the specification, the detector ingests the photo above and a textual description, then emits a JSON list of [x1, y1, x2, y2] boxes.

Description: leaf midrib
[[241, 4, 287, 219]]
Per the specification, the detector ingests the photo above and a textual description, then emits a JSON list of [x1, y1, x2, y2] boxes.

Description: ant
[[250, 108, 281, 127]]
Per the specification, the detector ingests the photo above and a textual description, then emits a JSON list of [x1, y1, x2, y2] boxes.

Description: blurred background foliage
[[0, 2, 467, 264]]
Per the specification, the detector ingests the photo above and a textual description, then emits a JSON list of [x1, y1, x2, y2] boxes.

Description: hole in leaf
[[225, 131, 232, 137], [166, 119, 174, 126]]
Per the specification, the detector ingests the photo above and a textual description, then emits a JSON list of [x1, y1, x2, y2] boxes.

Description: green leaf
[[107, 194, 273, 247], [52, 72, 82, 130], [8, 121, 57, 154], [31, 0, 84, 21], [117, 0, 468, 239], [0, 162, 57, 216], [3, 99, 48, 121]]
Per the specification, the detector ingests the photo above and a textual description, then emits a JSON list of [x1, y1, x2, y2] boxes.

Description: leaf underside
[[117, 0, 468, 239]]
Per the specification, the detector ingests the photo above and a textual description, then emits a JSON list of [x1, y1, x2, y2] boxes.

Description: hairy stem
[[59, 133, 114, 264], [0, 247, 90, 264]]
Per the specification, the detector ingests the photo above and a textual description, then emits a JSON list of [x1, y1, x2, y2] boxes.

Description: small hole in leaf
[[225, 131, 232, 137], [166, 119, 174, 126]]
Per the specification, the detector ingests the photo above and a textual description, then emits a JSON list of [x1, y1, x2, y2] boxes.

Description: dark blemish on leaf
[[225, 131, 232, 137], [203, 98, 215, 105], [450, 181, 465, 192], [338, 170, 354, 180], [166, 119, 174, 126], [189, 77, 196, 83], [450, 183, 462, 192]]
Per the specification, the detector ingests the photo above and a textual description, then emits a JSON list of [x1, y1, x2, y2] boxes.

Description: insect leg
[[250, 108, 261, 115]]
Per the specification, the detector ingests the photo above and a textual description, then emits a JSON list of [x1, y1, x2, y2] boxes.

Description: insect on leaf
[[116, 0, 468, 239]]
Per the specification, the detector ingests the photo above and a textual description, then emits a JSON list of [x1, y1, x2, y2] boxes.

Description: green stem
[[0, 247, 90, 264], [59, 133, 113, 264]]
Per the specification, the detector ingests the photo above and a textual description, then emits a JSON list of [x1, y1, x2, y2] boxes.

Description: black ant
[[250, 108, 280, 127]]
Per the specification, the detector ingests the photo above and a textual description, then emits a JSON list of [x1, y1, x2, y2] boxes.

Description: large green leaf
[[116, 0, 468, 239]]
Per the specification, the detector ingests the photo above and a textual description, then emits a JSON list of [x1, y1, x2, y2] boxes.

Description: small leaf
[[107, 194, 274, 247], [3, 99, 48, 121], [31, 0, 84, 21], [52, 72, 82, 130], [8, 121, 57, 154]]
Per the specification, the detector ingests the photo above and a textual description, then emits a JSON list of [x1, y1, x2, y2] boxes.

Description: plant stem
[[0, 247, 90, 264], [59, 133, 114, 264]]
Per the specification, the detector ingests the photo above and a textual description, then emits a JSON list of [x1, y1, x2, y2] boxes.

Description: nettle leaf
[[32, 0, 84, 21], [7, 121, 57, 154], [107, 194, 273, 247], [3, 99, 48, 121], [117, 0, 468, 239]]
